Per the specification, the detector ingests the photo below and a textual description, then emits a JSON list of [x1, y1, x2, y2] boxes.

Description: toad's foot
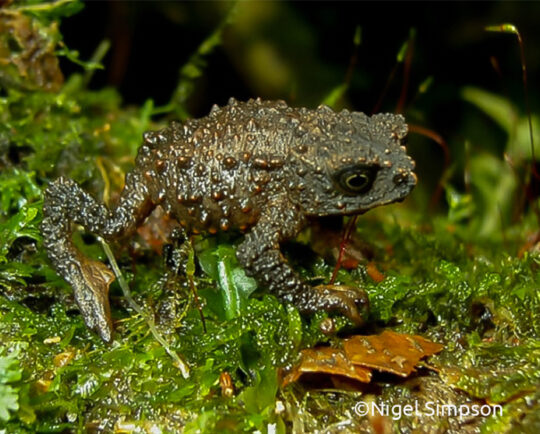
[[71, 255, 115, 342], [42, 175, 153, 342], [309, 284, 369, 325]]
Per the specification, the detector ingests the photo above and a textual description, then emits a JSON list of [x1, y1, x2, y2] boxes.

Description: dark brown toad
[[42, 98, 416, 342]]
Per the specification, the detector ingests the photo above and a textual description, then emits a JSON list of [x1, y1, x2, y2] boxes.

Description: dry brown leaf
[[344, 330, 443, 377], [282, 346, 371, 387]]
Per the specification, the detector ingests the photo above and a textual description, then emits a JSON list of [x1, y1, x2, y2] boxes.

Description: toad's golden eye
[[344, 172, 369, 191], [336, 165, 378, 194]]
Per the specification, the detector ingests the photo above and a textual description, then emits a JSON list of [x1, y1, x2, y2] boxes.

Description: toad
[[42, 98, 416, 342]]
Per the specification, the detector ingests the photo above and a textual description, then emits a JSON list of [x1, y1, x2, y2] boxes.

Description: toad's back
[[136, 98, 314, 234]]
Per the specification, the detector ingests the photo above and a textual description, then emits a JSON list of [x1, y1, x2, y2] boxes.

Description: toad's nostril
[[393, 173, 407, 185]]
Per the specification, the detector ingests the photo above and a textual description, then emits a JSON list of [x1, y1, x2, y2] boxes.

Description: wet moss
[[1, 1, 539, 432]]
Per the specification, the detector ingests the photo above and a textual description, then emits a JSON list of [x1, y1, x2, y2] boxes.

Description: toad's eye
[[335, 165, 378, 194]]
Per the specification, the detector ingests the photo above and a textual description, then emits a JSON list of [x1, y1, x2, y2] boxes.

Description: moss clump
[[0, 1, 539, 432]]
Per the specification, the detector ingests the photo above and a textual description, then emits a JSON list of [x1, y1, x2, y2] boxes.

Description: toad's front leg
[[42, 171, 154, 342], [236, 204, 369, 325]]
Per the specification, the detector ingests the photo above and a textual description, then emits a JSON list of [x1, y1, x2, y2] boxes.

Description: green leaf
[[462, 86, 517, 136], [0, 349, 23, 422], [16, 0, 85, 21], [239, 366, 278, 415], [198, 244, 257, 320], [0, 169, 42, 216], [0, 262, 35, 288], [0, 384, 19, 421], [0, 204, 42, 261], [321, 83, 348, 109], [445, 185, 475, 223], [462, 86, 540, 161], [0, 351, 22, 384], [468, 153, 517, 238]]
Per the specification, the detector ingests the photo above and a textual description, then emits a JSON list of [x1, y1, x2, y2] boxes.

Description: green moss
[[0, 1, 539, 432]]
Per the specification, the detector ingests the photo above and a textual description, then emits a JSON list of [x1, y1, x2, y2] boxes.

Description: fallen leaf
[[137, 207, 181, 254], [282, 346, 371, 387], [344, 330, 443, 377]]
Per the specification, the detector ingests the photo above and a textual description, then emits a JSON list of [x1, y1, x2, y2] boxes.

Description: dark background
[[61, 2, 539, 107], [60, 1, 540, 199]]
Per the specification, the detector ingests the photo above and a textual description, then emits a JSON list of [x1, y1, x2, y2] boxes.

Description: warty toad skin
[[42, 98, 416, 342]]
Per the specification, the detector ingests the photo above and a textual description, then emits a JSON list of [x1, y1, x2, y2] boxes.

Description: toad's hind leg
[[42, 172, 154, 342]]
